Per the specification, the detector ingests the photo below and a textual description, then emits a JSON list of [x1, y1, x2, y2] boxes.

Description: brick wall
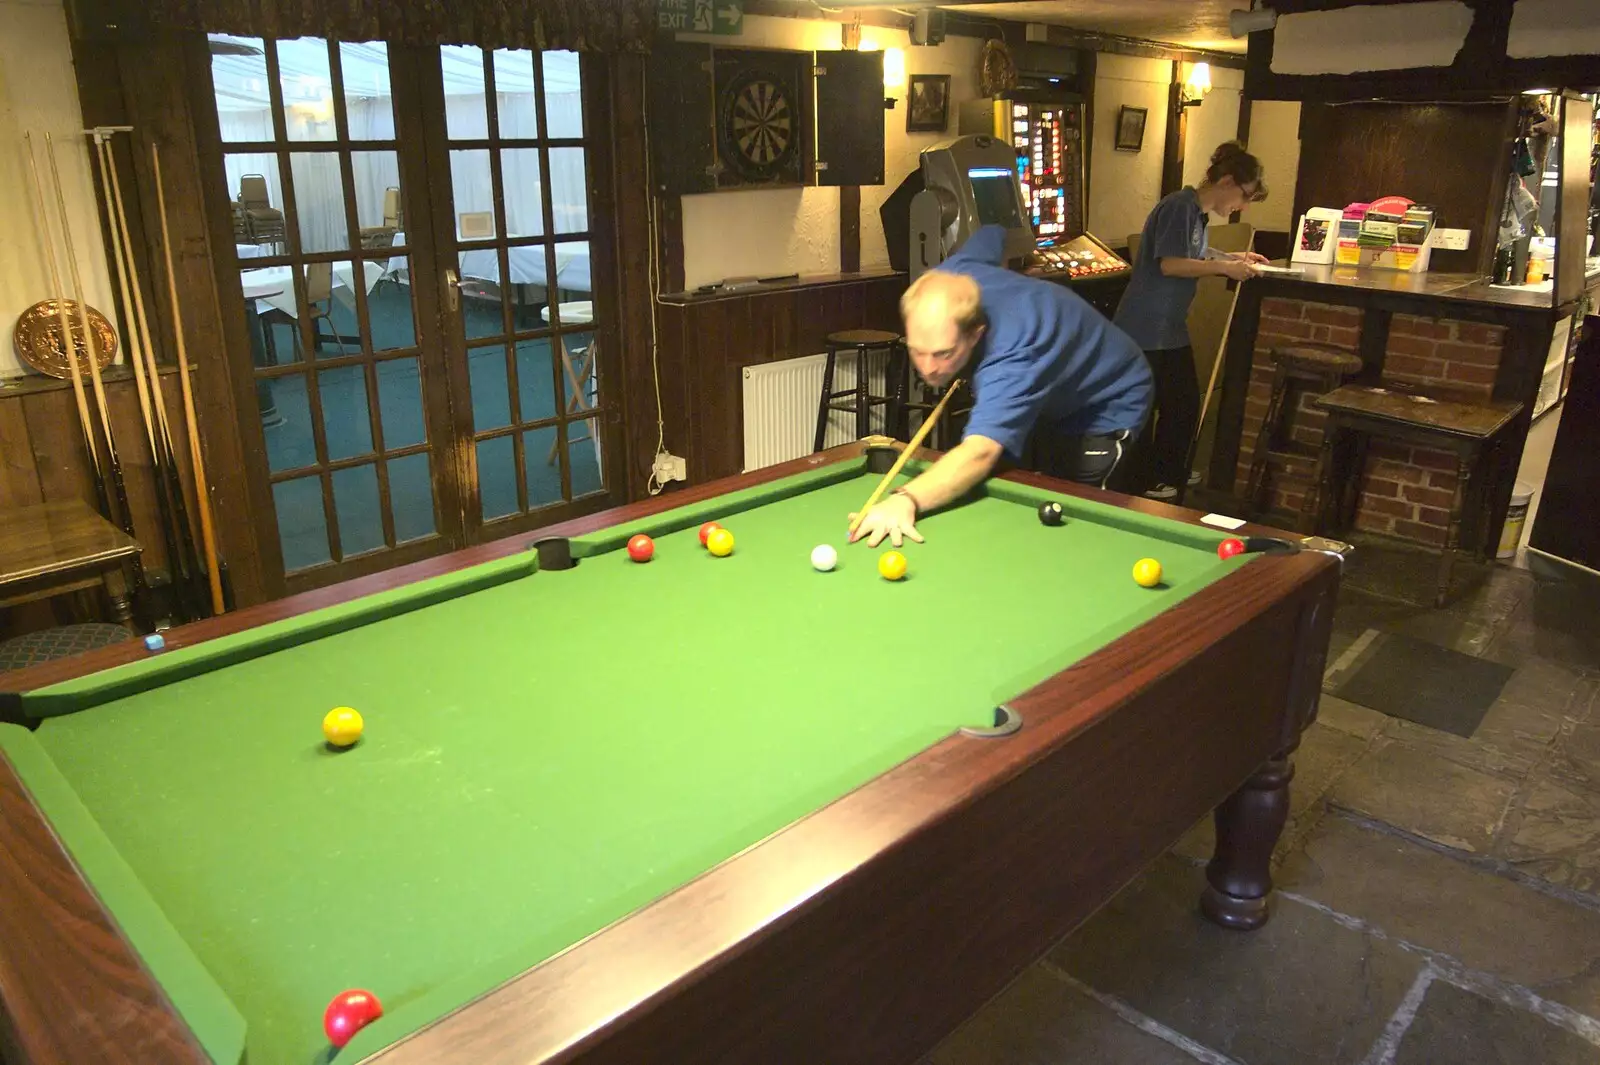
[[1234, 300, 1507, 547]]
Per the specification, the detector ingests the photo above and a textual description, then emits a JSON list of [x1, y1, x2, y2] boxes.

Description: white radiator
[[741, 351, 895, 472]]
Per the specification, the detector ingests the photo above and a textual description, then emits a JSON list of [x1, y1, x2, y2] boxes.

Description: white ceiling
[[944, 1, 1253, 54]]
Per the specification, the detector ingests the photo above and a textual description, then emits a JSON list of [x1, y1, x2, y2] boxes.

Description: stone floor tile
[[1330, 738, 1516, 853], [1170, 723, 1367, 865], [924, 965, 1199, 1065], [1548, 716, 1600, 791], [1493, 657, 1597, 715], [1485, 580, 1600, 672], [1378, 709, 1552, 783], [1315, 694, 1388, 741], [1279, 815, 1600, 1017], [1393, 979, 1600, 1065], [1051, 854, 1422, 1065], [1503, 774, 1600, 898]]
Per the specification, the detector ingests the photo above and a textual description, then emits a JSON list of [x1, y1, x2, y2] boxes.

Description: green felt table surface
[[2, 458, 1249, 1064]]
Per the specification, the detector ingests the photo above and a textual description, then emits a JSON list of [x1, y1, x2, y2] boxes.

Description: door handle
[[445, 267, 460, 313]]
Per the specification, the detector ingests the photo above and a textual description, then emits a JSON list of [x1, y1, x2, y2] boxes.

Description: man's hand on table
[[849, 492, 923, 549]]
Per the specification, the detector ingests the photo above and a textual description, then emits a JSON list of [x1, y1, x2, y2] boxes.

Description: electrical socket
[[653, 453, 687, 483], [1433, 228, 1471, 251]]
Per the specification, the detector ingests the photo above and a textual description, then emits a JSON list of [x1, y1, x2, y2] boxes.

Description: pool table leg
[[1200, 747, 1295, 931]]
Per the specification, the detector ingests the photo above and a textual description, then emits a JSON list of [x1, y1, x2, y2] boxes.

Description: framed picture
[[906, 74, 951, 133], [1115, 106, 1148, 151]]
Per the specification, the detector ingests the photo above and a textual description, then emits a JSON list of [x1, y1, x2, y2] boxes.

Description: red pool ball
[[627, 534, 654, 562], [1218, 537, 1246, 560], [698, 521, 722, 547], [323, 988, 383, 1048]]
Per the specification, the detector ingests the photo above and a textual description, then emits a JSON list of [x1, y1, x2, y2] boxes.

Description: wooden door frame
[[71, 31, 648, 605], [411, 46, 630, 548], [186, 36, 475, 599]]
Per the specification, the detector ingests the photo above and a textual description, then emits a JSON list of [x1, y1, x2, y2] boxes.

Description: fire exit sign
[[658, 0, 743, 34]]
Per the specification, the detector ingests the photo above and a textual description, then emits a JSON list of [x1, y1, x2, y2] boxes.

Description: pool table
[[0, 440, 1344, 1065]]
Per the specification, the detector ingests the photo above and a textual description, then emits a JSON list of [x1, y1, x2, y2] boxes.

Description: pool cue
[[24, 132, 110, 518], [92, 127, 196, 621], [1184, 267, 1247, 494], [846, 379, 963, 539], [47, 131, 153, 625], [98, 127, 204, 620], [151, 140, 225, 616], [101, 134, 204, 618]]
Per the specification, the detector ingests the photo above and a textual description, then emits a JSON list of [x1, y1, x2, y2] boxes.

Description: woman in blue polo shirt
[[1114, 141, 1270, 500]]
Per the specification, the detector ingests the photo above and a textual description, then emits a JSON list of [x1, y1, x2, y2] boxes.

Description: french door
[[201, 34, 621, 595]]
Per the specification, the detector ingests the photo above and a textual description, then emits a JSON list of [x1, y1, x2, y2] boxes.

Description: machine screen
[[968, 167, 1024, 229]]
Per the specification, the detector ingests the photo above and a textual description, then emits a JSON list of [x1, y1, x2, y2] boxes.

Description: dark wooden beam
[[1161, 62, 1187, 198], [1081, 49, 1097, 220], [840, 20, 862, 274], [741, 0, 1247, 68], [1229, 93, 1253, 224], [1025, 22, 1247, 68], [657, 195, 686, 298], [604, 55, 664, 501]]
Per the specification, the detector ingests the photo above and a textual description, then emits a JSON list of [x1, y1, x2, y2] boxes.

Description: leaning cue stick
[[24, 132, 110, 517], [1184, 256, 1251, 493], [47, 131, 153, 623], [151, 141, 225, 616], [96, 127, 205, 621], [846, 379, 963, 539], [1190, 279, 1248, 466]]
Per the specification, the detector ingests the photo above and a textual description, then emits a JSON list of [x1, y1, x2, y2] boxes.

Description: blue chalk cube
[[143, 634, 166, 652]]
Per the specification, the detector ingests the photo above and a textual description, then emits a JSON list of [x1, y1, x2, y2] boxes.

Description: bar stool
[[1244, 343, 1364, 522], [0, 623, 132, 672], [896, 378, 971, 450], [813, 329, 904, 452]]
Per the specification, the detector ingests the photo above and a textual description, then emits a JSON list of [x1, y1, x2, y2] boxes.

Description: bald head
[[900, 270, 986, 388]]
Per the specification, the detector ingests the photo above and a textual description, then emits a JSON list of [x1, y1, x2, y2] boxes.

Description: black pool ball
[[1038, 502, 1064, 526]]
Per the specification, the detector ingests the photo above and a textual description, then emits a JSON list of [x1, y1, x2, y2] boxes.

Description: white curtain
[[214, 39, 587, 251]]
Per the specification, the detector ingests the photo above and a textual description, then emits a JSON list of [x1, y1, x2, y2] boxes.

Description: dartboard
[[718, 68, 797, 181]]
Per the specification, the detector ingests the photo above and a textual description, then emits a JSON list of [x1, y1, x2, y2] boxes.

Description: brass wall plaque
[[12, 299, 118, 380]]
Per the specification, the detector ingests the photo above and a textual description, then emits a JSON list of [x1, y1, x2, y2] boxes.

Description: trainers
[[1144, 484, 1180, 501]]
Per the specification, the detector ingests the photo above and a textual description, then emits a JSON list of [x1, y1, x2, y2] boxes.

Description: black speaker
[[911, 10, 947, 46]]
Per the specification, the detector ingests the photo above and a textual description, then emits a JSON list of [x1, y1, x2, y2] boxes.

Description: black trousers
[[1016, 426, 1138, 492], [1136, 344, 1200, 489]]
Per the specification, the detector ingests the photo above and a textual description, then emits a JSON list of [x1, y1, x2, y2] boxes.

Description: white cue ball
[[810, 544, 838, 572]]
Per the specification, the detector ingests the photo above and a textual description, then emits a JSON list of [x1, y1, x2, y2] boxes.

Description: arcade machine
[[879, 133, 1035, 281], [961, 95, 1131, 317]]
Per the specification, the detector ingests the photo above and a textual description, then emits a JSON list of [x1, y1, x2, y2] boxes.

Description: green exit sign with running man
[[658, 0, 743, 34]]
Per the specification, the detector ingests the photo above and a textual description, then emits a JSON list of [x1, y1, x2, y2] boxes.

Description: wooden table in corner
[[1306, 384, 1522, 606], [0, 499, 142, 625]]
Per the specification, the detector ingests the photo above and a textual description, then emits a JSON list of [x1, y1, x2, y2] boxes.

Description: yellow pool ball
[[323, 706, 364, 748], [878, 550, 908, 581], [1132, 558, 1163, 588], [706, 527, 735, 557]]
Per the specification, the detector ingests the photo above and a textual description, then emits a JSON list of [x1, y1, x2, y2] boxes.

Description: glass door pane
[[209, 34, 448, 582], [431, 46, 608, 529]]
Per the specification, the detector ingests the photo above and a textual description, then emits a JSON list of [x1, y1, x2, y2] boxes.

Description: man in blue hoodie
[[850, 224, 1153, 548]]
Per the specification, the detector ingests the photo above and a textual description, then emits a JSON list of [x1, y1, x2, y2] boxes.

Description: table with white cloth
[[241, 262, 385, 361], [385, 233, 592, 295]]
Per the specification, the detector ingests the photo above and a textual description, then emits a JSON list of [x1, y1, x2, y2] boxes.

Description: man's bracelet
[[892, 486, 921, 517]]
